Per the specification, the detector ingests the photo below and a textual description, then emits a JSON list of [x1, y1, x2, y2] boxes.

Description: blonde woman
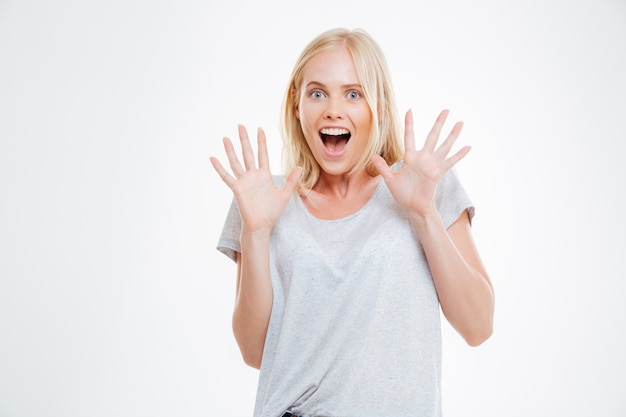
[[211, 27, 494, 417]]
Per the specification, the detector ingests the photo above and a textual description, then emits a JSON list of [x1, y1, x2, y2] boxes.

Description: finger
[[441, 145, 471, 173], [209, 156, 237, 189], [238, 124, 256, 171], [257, 127, 269, 170], [424, 109, 449, 152], [370, 154, 393, 182], [223, 136, 245, 177], [434, 121, 464, 160], [404, 109, 415, 151]]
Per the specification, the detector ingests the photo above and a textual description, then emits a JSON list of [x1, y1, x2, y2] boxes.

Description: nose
[[324, 97, 344, 119]]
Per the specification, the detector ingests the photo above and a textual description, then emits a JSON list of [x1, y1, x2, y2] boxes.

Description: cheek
[[298, 107, 315, 131], [296, 112, 314, 141], [354, 107, 373, 129], [360, 112, 372, 125]]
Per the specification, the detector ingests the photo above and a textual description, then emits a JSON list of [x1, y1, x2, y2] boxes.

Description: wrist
[[407, 206, 442, 234], [240, 226, 272, 242]]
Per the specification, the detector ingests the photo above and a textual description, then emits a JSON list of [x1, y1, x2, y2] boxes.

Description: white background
[[1, 0, 625, 416]]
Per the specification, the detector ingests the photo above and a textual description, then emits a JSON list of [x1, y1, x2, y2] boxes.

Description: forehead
[[301, 45, 360, 85]]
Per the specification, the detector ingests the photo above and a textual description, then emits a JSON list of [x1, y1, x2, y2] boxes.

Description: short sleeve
[[435, 168, 475, 229], [216, 197, 242, 262]]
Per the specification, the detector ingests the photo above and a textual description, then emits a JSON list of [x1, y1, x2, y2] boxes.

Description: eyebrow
[[305, 81, 363, 90]]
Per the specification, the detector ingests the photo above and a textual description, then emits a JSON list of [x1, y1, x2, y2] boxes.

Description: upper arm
[[446, 209, 493, 290], [235, 251, 242, 298]]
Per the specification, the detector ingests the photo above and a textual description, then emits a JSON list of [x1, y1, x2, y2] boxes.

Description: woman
[[211, 27, 494, 417]]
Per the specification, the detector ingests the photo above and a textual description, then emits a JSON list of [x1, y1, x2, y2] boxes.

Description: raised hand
[[210, 125, 302, 234], [371, 109, 470, 217]]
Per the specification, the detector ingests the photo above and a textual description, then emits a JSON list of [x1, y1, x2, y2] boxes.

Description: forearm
[[410, 209, 494, 346], [233, 229, 274, 368]]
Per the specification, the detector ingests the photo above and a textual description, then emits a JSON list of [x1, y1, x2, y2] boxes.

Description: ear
[[295, 104, 299, 119]]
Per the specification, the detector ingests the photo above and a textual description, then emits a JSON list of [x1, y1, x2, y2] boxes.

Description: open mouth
[[320, 128, 351, 154]]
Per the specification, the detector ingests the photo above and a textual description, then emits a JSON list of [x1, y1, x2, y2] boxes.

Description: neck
[[300, 168, 382, 220], [313, 169, 376, 199]]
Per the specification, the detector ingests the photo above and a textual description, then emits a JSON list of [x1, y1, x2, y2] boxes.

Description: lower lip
[[322, 144, 348, 159]]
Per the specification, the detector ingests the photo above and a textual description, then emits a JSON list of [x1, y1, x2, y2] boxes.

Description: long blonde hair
[[282, 28, 404, 192]]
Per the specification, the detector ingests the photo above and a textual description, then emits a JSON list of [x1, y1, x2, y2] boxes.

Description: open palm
[[210, 125, 301, 234], [371, 109, 470, 217]]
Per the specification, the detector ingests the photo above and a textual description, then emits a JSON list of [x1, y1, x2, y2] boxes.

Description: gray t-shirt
[[217, 165, 474, 417]]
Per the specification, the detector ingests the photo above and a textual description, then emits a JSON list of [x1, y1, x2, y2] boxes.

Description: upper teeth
[[320, 128, 349, 136]]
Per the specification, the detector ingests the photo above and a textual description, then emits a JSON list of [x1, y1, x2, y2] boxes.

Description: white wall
[[1, 1, 625, 416]]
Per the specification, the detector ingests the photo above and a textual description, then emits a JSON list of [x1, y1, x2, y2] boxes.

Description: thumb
[[370, 155, 392, 182], [282, 166, 303, 194]]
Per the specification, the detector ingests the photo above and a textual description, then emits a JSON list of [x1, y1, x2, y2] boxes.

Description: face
[[296, 45, 372, 177]]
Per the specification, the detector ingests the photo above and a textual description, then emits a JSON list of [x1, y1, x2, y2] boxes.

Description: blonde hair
[[282, 28, 404, 192]]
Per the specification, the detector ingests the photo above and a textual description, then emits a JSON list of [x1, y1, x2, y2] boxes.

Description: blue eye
[[310, 90, 325, 99], [347, 90, 361, 100]]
